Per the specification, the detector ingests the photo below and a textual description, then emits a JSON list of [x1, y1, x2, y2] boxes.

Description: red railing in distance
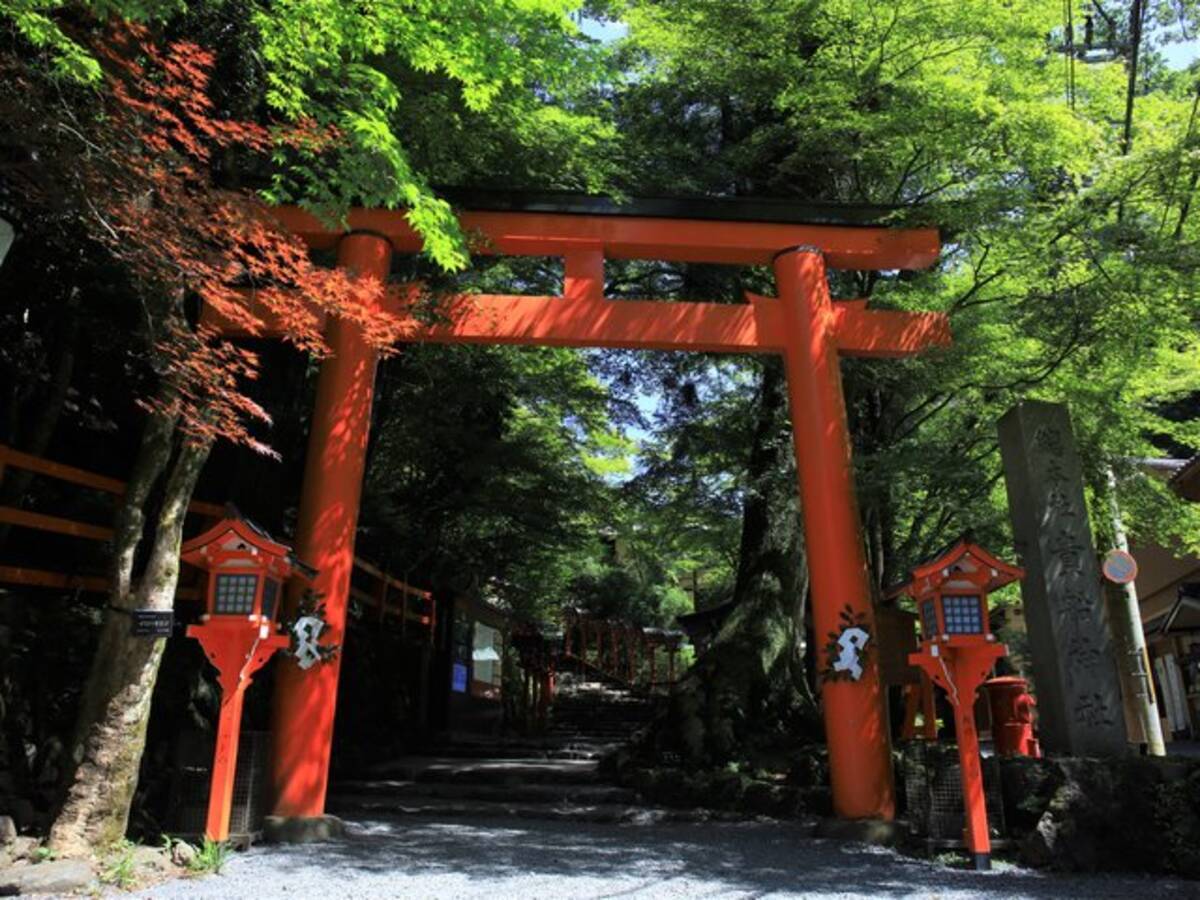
[[560, 609, 685, 694], [348, 555, 435, 642]]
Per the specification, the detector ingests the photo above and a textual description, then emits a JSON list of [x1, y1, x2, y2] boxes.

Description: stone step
[[551, 711, 655, 721], [546, 728, 643, 739], [363, 756, 603, 786], [429, 742, 618, 761], [330, 797, 746, 825], [332, 779, 639, 805]]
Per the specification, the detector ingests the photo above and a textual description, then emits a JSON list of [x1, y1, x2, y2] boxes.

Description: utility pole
[[1106, 467, 1166, 756]]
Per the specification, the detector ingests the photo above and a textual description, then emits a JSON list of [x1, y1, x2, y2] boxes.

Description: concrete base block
[[815, 817, 902, 846], [0, 858, 94, 896], [263, 815, 346, 844]]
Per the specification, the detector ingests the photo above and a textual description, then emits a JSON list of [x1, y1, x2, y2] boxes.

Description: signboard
[[1101, 549, 1138, 585], [131, 609, 174, 637], [451, 663, 469, 694]]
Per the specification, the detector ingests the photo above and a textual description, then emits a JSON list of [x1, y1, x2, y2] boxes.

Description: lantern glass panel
[[214, 573, 258, 615], [920, 599, 939, 638], [942, 594, 983, 635], [262, 578, 280, 621]]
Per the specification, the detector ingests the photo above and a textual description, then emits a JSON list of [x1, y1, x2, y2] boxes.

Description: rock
[[3, 837, 36, 863], [12, 838, 36, 861], [263, 814, 345, 844], [132, 845, 172, 876], [0, 858, 93, 896], [170, 840, 197, 868], [0, 818, 14, 846]]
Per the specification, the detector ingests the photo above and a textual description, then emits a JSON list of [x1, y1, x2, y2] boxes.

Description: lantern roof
[[181, 506, 315, 577], [887, 534, 1024, 601]]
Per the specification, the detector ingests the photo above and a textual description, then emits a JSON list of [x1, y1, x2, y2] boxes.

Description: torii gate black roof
[[435, 187, 921, 229]]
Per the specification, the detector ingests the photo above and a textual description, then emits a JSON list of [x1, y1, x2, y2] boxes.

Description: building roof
[[1170, 455, 1200, 502]]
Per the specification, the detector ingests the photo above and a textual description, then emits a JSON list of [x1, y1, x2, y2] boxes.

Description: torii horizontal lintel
[[204, 289, 950, 358], [271, 206, 940, 271]]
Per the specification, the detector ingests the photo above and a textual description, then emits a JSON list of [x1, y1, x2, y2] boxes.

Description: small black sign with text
[[131, 609, 174, 637]]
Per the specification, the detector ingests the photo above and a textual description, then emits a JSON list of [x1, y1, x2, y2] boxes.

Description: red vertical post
[[953, 659, 992, 869], [773, 247, 894, 821], [205, 687, 247, 841], [270, 232, 392, 819]]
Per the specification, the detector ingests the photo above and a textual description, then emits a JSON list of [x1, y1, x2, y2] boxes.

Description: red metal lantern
[[181, 515, 313, 842], [891, 537, 1024, 871]]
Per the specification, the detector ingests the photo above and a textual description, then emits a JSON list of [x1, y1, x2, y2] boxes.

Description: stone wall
[[999, 754, 1200, 879]]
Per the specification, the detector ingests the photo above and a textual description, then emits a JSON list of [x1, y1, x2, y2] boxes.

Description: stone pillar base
[[814, 817, 901, 846], [263, 814, 346, 844]]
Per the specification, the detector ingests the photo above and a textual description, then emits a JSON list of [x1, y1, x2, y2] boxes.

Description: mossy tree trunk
[[49, 423, 211, 854], [671, 358, 818, 765]]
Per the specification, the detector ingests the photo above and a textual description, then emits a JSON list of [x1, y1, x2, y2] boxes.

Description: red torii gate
[[215, 197, 948, 826]]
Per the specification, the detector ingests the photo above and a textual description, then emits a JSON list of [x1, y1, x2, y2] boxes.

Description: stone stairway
[[328, 675, 726, 824]]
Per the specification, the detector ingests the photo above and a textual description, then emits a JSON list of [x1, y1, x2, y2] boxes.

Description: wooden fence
[[0, 443, 433, 635]]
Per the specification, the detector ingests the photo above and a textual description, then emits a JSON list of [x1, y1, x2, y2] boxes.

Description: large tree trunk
[[671, 358, 817, 765], [49, 429, 211, 855]]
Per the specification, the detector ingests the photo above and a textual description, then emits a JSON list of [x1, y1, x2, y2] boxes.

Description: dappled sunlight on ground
[[130, 816, 1197, 899]]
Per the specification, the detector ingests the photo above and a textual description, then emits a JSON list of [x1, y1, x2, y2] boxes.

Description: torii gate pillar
[[775, 246, 894, 820], [270, 232, 393, 818]]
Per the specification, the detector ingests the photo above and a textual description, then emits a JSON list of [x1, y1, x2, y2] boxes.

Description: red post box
[[986, 675, 1041, 758]]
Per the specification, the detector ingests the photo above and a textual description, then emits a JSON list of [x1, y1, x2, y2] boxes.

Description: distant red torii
[[217, 199, 950, 830]]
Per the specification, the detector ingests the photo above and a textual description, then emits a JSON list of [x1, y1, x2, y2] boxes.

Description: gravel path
[[132, 815, 1200, 900]]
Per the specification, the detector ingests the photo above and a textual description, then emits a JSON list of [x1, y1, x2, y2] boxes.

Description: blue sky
[[1162, 38, 1200, 69], [579, 17, 628, 44]]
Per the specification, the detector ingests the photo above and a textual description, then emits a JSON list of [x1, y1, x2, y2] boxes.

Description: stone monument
[[997, 400, 1126, 756]]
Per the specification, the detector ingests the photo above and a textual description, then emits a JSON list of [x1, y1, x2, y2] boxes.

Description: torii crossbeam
[[215, 196, 949, 828]]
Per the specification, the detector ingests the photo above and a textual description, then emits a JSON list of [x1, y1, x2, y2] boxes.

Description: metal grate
[[214, 574, 258, 615], [170, 730, 271, 842], [902, 740, 1005, 845], [942, 595, 983, 635]]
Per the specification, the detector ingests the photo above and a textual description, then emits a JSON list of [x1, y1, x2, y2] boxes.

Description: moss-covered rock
[[998, 755, 1200, 879]]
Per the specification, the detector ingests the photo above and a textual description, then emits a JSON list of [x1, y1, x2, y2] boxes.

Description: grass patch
[[187, 839, 229, 875], [101, 839, 138, 889]]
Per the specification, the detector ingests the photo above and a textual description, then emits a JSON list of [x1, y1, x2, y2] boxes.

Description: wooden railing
[[560, 610, 685, 693], [0, 443, 220, 597], [0, 444, 434, 637], [348, 555, 435, 643]]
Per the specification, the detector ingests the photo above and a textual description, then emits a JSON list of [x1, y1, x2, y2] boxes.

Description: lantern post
[[893, 537, 1024, 871], [181, 515, 312, 842]]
